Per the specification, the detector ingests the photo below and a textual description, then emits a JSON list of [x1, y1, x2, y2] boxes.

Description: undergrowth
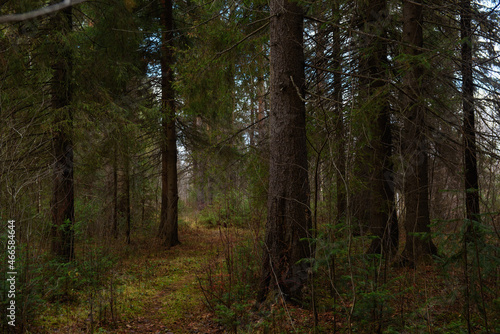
[[197, 224, 267, 333], [196, 216, 500, 334], [1, 210, 499, 333]]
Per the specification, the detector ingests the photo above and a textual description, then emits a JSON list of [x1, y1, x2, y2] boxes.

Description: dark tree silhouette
[[50, 7, 75, 262], [158, 0, 180, 248], [401, 0, 438, 264]]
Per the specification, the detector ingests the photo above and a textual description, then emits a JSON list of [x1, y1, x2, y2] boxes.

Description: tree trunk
[[50, 7, 74, 262], [257, 74, 266, 144], [356, 0, 398, 256], [401, 0, 437, 264], [259, 0, 312, 304], [461, 0, 480, 240], [193, 116, 207, 211], [158, 0, 180, 247], [249, 106, 255, 147], [112, 142, 118, 239], [332, 0, 346, 224], [124, 155, 131, 244]]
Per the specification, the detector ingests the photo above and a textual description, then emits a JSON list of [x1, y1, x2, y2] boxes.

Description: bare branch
[[0, 0, 86, 23]]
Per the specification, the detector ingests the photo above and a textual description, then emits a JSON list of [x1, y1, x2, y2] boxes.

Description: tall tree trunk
[[461, 0, 480, 239], [193, 117, 206, 211], [257, 74, 266, 144], [112, 142, 118, 239], [401, 0, 437, 264], [116, 151, 131, 244], [259, 0, 312, 304], [249, 106, 255, 147], [50, 7, 74, 262], [356, 0, 398, 256], [460, 5, 489, 330], [332, 0, 346, 224], [158, 0, 180, 247], [124, 154, 131, 244]]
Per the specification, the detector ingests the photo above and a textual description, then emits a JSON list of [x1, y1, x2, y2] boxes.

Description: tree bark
[[356, 0, 398, 256], [257, 74, 266, 144], [332, 0, 346, 224], [112, 142, 118, 238], [401, 0, 437, 264], [259, 0, 312, 304], [461, 0, 480, 240], [50, 7, 74, 262], [124, 154, 131, 244], [158, 0, 180, 247]]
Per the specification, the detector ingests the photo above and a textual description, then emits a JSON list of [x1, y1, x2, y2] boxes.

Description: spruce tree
[[259, 0, 311, 303]]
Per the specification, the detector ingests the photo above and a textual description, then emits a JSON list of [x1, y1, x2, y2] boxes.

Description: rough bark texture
[[461, 0, 480, 239], [158, 0, 180, 247], [355, 0, 398, 256], [50, 7, 74, 262], [401, 0, 437, 264], [259, 0, 312, 304]]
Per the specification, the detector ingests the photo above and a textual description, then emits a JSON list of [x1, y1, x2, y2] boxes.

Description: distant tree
[[72, 0, 148, 243], [50, 7, 75, 262], [259, 0, 312, 303], [354, 0, 398, 256], [113, 141, 119, 238], [332, 0, 346, 225]]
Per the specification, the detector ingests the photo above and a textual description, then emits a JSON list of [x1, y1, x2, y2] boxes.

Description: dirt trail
[[107, 225, 228, 334], [33, 222, 247, 334]]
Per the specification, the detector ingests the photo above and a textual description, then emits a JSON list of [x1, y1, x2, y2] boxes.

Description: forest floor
[[35, 219, 231, 333], [35, 218, 339, 333], [32, 216, 498, 334], [99, 223, 228, 334]]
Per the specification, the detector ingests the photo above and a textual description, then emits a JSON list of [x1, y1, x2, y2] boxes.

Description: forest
[[1, 0, 500, 333]]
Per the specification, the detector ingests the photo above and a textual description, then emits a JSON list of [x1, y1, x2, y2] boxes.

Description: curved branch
[[0, 0, 86, 23]]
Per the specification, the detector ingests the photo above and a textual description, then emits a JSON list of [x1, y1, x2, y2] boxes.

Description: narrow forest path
[[39, 221, 237, 334], [105, 223, 229, 334]]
